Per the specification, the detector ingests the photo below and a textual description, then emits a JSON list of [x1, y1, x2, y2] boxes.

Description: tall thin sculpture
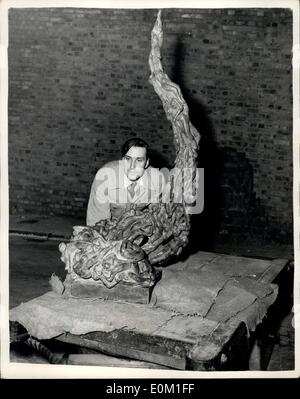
[[58, 11, 201, 296]]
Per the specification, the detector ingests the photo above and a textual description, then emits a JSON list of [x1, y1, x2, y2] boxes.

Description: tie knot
[[128, 182, 137, 199]]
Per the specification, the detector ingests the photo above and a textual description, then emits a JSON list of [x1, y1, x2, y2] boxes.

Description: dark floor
[[8, 214, 295, 370], [9, 237, 66, 309]]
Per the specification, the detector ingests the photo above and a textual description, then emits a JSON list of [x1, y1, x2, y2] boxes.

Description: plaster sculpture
[[58, 11, 200, 293]]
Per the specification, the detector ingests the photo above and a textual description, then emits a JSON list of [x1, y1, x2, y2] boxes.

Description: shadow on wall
[[169, 39, 222, 250], [149, 149, 170, 169], [169, 39, 274, 252]]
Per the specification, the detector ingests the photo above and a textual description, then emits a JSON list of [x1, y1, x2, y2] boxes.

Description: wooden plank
[[55, 315, 218, 369], [187, 318, 249, 371], [10, 252, 289, 371], [67, 353, 171, 369], [57, 333, 186, 370], [56, 317, 247, 371], [258, 259, 289, 284]]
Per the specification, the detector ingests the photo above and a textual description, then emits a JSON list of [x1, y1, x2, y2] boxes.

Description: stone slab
[[70, 279, 153, 304]]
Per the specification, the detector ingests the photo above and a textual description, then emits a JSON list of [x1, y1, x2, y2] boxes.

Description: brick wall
[[8, 8, 293, 243]]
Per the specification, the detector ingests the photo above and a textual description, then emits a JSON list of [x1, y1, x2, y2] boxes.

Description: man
[[86, 138, 166, 226]]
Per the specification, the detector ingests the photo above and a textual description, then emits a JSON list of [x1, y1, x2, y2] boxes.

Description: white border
[[1, 0, 298, 9], [292, 0, 300, 379], [1, 0, 299, 379]]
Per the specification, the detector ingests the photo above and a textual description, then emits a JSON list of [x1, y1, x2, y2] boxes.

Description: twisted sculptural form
[[58, 11, 201, 292]]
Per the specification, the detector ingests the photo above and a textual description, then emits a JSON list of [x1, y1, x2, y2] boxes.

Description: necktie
[[128, 182, 137, 201]]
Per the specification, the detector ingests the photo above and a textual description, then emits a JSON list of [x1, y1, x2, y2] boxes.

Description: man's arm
[[86, 169, 111, 226]]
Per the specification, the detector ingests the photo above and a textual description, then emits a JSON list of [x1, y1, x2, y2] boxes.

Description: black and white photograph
[[1, 0, 299, 378]]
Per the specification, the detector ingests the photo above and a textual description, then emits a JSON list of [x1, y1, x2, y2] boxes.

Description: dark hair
[[121, 138, 150, 159]]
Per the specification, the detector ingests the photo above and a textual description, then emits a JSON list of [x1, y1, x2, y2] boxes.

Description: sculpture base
[[70, 278, 154, 304]]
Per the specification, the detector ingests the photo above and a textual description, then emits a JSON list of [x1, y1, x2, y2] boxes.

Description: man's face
[[123, 146, 149, 181]]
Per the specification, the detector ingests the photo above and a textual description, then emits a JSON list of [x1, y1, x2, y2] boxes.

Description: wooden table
[[10, 251, 290, 371]]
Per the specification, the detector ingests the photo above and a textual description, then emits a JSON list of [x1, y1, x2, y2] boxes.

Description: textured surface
[[58, 11, 200, 289], [206, 281, 277, 326], [9, 291, 174, 340], [70, 278, 153, 304], [9, 251, 283, 341], [152, 316, 218, 344], [8, 235, 294, 369], [151, 268, 228, 316], [8, 8, 293, 243]]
